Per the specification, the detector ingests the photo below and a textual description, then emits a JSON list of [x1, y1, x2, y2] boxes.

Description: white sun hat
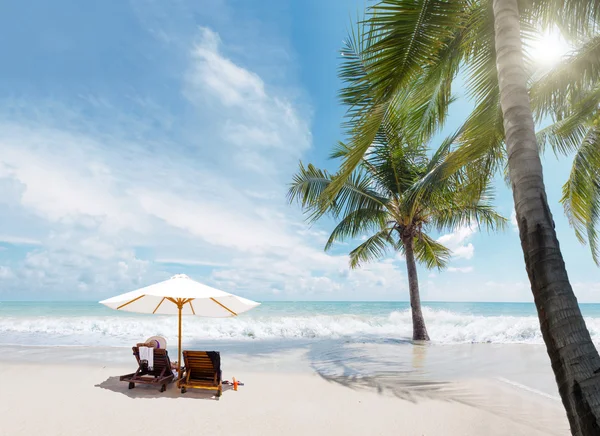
[[145, 336, 167, 349]]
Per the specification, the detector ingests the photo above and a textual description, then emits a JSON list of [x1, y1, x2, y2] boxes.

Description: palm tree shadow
[[317, 372, 472, 404], [308, 342, 478, 404], [95, 376, 231, 401]]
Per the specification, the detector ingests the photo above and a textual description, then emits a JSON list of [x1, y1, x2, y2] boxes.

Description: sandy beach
[[0, 345, 569, 436]]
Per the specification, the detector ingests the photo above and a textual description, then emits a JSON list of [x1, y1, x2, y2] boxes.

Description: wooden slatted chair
[[120, 346, 175, 392], [179, 350, 222, 397]]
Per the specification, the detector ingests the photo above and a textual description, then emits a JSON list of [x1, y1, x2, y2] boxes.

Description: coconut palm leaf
[[531, 0, 600, 39], [365, 0, 467, 101], [430, 202, 507, 233], [328, 0, 469, 197], [348, 227, 398, 268], [412, 234, 451, 270], [324, 208, 388, 251], [561, 127, 600, 263], [288, 162, 388, 223], [531, 35, 600, 121]]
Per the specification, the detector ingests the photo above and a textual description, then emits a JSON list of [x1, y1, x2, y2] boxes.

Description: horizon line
[[1, 299, 598, 304]]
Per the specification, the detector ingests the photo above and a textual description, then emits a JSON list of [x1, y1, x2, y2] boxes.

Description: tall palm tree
[[289, 126, 505, 341], [331, 1, 600, 432]]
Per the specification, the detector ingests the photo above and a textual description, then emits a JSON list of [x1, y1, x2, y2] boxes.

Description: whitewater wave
[[2, 307, 600, 346]]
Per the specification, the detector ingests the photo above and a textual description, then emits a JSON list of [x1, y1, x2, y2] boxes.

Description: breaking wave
[[2, 307, 600, 346]]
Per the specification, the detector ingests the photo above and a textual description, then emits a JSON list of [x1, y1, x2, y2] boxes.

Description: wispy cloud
[[0, 25, 405, 301], [183, 27, 310, 175], [510, 210, 519, 232], [447, 266, 474, 273], [155, 258, 228, 267], [437, 226, 475, 260], [0, 235, 42, 245]]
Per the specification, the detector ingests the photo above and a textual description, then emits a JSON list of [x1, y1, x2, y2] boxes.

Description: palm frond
[[412, 234, 450, 270], [339, 18, 375, 121], [530, 0, 600, 40], [430, 201, 508, 233], [561, 127, 600, 264], [327, 101, 389, 196], [325, 208, 389, 251], [348, 227, 398, 268], [288, 162, 334, 221], [531, 35, 600, 121], [536, 118, 589, 156], [289, 162, 388, 223], [365, 0, 467, 101], [330, 0, 470, 198]]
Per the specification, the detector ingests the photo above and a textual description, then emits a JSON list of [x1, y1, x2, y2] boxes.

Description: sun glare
[[527, 29, 572, 69]]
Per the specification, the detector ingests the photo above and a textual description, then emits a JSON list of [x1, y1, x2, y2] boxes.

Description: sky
[[0, 0, 598, 302]]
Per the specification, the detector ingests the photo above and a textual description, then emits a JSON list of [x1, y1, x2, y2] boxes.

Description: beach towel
[[206, 351, 221, 382], [139, 346, 154, 370]]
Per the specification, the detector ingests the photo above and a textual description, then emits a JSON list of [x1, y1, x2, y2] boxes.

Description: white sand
[[0, 347, 569, 436]]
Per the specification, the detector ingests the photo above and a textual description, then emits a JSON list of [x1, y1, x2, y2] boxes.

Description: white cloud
[[0, 235, 41, 245], [437, 226, 475, 260], [0, 266, 14, 279], [511, 210, 519, 232], [0, 26, 406, 301], [0, 127, 146, 233], [155, 258, 228, 267], [137, 190, 295, 253], [573, 282, 600, 303], [183, 27, 310, 175], [447, 266, 474, 273]]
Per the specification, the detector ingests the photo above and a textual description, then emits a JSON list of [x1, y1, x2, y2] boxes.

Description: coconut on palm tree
[[289, 124, 505, 341], [330, 1, 600, 432]]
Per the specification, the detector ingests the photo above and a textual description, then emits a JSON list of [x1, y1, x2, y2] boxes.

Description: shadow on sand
[[95, 376, 232, 400], [307, 342, 481, 404], [317, 372, 474, 404]]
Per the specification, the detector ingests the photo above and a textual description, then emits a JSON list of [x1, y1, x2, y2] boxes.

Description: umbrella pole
[[177, 303, 182, 387]]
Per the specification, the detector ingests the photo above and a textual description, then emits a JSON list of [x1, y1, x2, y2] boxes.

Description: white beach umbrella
[[99, 274, 260, 383]]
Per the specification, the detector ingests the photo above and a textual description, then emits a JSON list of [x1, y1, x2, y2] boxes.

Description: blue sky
[[0, 0, 597, 302]]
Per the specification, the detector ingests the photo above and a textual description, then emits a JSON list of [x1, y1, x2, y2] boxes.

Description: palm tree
[[289, 126, 505, 341], [330, 1, 600, 432]]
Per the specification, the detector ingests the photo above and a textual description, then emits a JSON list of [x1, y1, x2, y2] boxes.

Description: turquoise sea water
[[2, 301, 600, 347]]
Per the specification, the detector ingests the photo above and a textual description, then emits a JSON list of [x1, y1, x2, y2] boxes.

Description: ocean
[[2, 300, 600, 347]]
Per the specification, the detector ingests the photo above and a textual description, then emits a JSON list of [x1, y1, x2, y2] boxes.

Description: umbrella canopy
[[100, 274, 259, 317], [99, 274, 260, 385]]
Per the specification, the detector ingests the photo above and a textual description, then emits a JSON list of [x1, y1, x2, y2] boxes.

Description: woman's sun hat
[[145, 336, 167, 349]]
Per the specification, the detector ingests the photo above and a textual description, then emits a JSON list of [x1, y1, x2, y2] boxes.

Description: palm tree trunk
[[493, 1, 600, 433], [403, 235, 430, 341]]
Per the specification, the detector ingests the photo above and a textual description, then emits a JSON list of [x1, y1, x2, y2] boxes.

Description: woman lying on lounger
[[138, 336, 179, 370]]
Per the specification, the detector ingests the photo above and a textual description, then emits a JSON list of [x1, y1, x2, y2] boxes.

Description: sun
[[527, 29, 572, 69]]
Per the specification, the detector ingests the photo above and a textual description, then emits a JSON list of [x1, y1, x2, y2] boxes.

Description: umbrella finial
[[170, 274, 190, 280]]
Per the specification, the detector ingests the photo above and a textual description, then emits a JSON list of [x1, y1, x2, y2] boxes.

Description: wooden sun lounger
[[120, 346, 175, 392], [179, 350, 222, 397]]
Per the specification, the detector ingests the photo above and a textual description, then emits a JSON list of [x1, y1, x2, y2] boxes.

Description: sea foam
[[2, 307, 600, 346]]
